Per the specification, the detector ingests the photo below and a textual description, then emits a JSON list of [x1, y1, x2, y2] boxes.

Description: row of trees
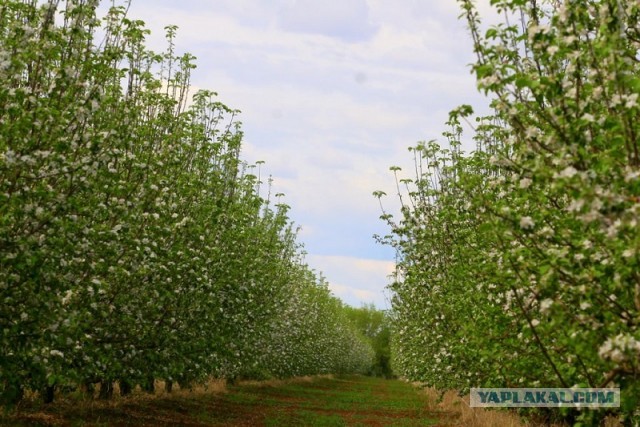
[[379, 0, 639, 425], [0, 0, 373, 405]]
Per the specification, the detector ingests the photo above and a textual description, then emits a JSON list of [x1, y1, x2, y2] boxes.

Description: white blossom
[[625, 93, 638, 108], [611, 94, 622, 106], [519, 178, 532, 189], [624, 168, 640, 182], [539, 226, 554, 237], [50, 350, 64, 358], [558, 166, 578, 179], [528, 24, 550, 40], [539, 299, 553, 313], [61, 290, 74, 305], [581, 113, 595, 122], [0, 55, 9, 70], [598, 334, 640, 363], [525, 127, 540, 139], [520, 216, 535, 229]]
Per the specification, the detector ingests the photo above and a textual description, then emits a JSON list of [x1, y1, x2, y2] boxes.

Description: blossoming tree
[[0, 0, 373, 406], [379, 1, 640, 424]]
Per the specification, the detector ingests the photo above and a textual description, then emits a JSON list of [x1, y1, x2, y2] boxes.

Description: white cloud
[[277, 0, 377, 42], [307, 255, 395, 308], [327, 282, 379, 304]]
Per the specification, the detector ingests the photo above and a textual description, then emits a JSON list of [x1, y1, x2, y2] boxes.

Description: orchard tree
[[1, 0, 374, 406], [379, 0, 640, 424]]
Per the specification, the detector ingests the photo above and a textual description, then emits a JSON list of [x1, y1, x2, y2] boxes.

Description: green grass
[[232, 376, 440, 426], [1, 375, 444, 426]]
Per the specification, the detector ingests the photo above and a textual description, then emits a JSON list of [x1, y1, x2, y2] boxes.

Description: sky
[[116, 0, 498, 309]]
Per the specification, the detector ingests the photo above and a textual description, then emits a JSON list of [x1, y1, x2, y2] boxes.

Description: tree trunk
[[83, 380, 95, 398], [142, 376, 155, 394], [178, 377, 192, 391], [98, 380, 113, 400], [119, 380, 132, 396], [1, 382, 24, 406], [42, 385, 55, 404]]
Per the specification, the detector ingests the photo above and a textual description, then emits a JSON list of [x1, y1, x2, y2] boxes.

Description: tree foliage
[[379, 0, 640, 424], [0, 0, 373, 405]]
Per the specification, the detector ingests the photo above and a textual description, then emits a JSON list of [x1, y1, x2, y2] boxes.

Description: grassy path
[[2, 375, 458, 426]]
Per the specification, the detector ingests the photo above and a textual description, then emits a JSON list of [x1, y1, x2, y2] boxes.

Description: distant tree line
[[344, 304, 393, 378]]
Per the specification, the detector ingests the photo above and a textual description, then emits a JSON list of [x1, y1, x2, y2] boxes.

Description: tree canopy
[[0, 0, 373, 405], [379, 1, 640, 425]]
